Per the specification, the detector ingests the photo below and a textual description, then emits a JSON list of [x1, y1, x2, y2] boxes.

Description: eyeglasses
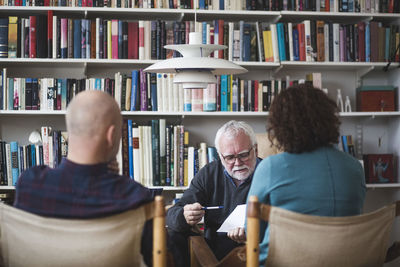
[[221, 147, 254, 164]]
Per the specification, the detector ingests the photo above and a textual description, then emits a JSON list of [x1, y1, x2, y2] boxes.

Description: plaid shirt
[[14, 158, 153, 219]]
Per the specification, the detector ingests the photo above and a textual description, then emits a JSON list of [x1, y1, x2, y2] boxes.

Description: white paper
[[217, 204, 246, 232]]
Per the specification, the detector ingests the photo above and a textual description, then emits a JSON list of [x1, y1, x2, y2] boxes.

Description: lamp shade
[[144, 32, 247, 89]]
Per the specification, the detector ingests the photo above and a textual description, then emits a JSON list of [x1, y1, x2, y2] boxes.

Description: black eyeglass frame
[[220, 147, 254, 164]]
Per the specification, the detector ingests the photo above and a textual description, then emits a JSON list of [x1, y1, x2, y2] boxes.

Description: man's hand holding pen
[[183, 203, 206, 226]]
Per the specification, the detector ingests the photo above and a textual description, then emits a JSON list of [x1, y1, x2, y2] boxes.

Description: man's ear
[[106, 125, 116, 149]]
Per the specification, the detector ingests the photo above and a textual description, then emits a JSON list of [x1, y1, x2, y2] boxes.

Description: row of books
[[0, 127, 68, 186], [2, 15, 399, 63], [269, 21, 399, 63], [0, 67, 323, 112], [122, 119, 218, 187], [0, 0, 398, 13], [1, 15, 196, 60]]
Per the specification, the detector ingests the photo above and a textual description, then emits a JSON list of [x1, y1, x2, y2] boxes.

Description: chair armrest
[[189, 236, 219, 267]]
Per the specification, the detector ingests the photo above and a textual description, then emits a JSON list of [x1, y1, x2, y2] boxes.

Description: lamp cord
[[383, 41, 400, 72]]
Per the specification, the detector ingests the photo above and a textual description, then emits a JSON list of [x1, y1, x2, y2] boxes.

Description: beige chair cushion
[[255, 133, 279, 159], [265, 204, 396, 267], [0, 203, 149, 267]]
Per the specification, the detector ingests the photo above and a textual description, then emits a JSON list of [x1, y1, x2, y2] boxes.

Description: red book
[[388, 0, 394, 13], [218, 20, 224, 59], [82, 0, 87, 6], [111, 20, 118, 59], [128, 22, 138, 59], [325, 0, 330, 11], [47, 11, 53, 59], [15, 0, 21, 5], [254, 80, 259, 112], [87, 0, 93, 6], [44, 0, 50, 5], [56, 82, 62, 110], [297, 23, 305, 61], [29, 16, 37, 58]]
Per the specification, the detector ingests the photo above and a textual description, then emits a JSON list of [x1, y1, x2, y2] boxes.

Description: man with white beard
[[166, 120, 261, 267]]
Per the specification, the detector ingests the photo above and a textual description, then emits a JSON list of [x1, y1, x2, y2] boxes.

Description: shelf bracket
[[272, 14, 282, 24], [273, 65, 283, 76], [177, 12, 185, 22], [357, 66, 374, 78], [362, 16, 373, 23], [83, 61, 88, 78]]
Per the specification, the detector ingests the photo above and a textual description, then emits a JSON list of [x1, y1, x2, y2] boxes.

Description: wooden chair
[[0, 196, 167, 267], [189, 236, 246, 267], [246, 195, 400, 267]]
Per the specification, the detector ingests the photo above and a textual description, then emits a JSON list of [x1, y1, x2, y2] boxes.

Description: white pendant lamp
[[144, 31, 247, 89]]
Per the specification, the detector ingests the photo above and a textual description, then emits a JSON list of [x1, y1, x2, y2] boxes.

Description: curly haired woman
[[248, 84, 366, 265]]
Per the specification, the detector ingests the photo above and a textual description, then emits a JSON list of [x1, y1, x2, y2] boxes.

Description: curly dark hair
[[267, 84, 340, 153]]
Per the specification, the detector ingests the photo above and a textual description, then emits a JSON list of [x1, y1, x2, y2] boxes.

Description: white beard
[[231, 165, 251, 180]]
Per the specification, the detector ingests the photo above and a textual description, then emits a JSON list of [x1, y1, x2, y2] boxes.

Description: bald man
[[14, 90, 152, 219]]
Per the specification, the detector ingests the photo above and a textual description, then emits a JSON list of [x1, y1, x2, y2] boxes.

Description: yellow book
[[125, 77, 132, 111], [8, 17, 18, 58], [263, 30, 273, 62], [183, 131, 189, 186]]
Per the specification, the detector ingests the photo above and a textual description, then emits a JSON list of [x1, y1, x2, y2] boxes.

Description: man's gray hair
[[214, 120, 257, 152]]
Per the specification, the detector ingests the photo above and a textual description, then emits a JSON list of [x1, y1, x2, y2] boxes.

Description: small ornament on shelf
[[344, 96, 352, 112], [336, 89, 344, 112]]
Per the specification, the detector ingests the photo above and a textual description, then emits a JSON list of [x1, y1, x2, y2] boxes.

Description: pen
[[201, 206, 224, 210]]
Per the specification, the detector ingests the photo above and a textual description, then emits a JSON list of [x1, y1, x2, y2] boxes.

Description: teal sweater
[[247, 146, 366, 266]]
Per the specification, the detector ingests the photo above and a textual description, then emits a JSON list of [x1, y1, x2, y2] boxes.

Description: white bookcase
[[0, 7, 399, 266]]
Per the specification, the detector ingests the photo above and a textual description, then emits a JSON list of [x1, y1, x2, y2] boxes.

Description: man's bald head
[[66, 91, 122, 139]]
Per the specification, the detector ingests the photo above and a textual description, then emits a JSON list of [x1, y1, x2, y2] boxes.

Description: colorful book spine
[[10, 141, 19, 186], [220, 75, 228, 111], [150, 73, 157, 111], [86, 19, 91, 59], [60, 18, 68, 58], [47, 11, 53, 58], [127, 119, 133, 178], [0, 18, 7, 58], [183, 89, 191, 111], [159, 119, 166, 186], [111, 19, 118, 59], [132, 123, 140, 181], [151, 119, 160, 186], [29, 16, 37, 58], [140, 69, 148, 111], [130, 70, 139, 111], [8, 16, 18, 58], [203, 83, 216, 111]]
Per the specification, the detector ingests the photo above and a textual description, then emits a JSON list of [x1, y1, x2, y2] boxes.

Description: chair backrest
[[246, 195, 400, 267], [0, 196, 166, 267], [255, 133, 279, 159]]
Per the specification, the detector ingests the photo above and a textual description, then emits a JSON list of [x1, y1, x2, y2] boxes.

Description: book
[[159, 119, 166, 186], [8, 17, 18, 58], [363, 154, 396, 184], [132, 123, 140, 181], [151, 119, 160, 186], [130, 70, 139, 111], [0, 18, 8, 58], [29, 16, 37, 58], [36, 15, 47, 58], [10, 141, 19, 186]]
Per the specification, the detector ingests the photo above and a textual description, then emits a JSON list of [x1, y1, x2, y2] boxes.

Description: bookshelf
[[0, 5, 399, 265]]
